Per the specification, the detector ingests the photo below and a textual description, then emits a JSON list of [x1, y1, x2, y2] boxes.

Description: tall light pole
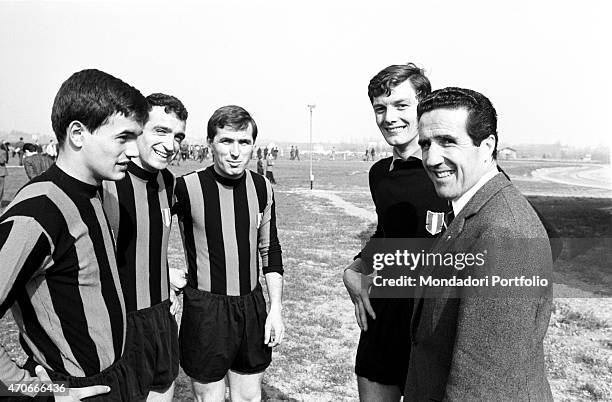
[[307, 104, 315, 189]]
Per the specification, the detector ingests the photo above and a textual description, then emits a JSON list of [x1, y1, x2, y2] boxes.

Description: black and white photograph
[[0, 1, 610, 401]]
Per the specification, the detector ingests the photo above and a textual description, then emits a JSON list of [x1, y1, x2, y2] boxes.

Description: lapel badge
[[426, 210, 445, 235]]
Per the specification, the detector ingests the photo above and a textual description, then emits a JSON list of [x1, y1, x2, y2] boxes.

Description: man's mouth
[[385, 125, 407, 134], [153, 148, 171, 158], [432, 170, 455, 179]]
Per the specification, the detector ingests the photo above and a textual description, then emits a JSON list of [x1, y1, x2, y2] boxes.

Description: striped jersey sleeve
[[101, 162, 174, 313], [175, 167, 283, 296], [0, 165, 126, 387]]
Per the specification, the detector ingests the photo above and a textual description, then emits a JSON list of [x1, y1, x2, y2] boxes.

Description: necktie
[[444, 210, 455, 228]]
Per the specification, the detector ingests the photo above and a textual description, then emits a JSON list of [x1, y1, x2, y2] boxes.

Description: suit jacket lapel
[[412, 173, 512, 323]]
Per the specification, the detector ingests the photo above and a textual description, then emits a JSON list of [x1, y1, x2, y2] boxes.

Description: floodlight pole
[[308, 104, 316, 190]]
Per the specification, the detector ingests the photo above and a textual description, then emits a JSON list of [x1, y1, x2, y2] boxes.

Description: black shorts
[[22, 354, 138, 401], [179, 285, 272, 383], [123, 299, 179, 399], [355, 298, 413, 389]]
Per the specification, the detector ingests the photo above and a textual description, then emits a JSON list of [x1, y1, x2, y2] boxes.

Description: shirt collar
[[389, 147, 421, 172], [452, 169, 500, 216]]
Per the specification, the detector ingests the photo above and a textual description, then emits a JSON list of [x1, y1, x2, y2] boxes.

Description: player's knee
[[237, 388, 261, 402]]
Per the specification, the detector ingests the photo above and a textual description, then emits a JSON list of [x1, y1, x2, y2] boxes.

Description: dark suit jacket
[[405, 173, 553, 401], [23, 154, 54, 180]]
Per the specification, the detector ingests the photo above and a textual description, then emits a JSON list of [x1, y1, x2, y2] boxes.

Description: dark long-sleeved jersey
[[174, 166, 283, 296], [357, 157, 450, 270], [102, 162, 174, 313], [0, 164, 126, 386]]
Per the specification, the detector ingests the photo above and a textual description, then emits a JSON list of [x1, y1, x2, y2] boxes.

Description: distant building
[[498, 147, 518, 159]]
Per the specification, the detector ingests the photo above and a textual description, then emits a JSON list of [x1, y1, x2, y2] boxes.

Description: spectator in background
[[266, 152, 276, 184], [22, 142, 54, 180], [15, 137, 25, 165], [257, 154, 266, 176], [45, 138, 58, 161], [0, 141, 7, 206]]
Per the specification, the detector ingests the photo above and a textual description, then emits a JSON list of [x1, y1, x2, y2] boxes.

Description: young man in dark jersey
[[342, 64, 449, 401], [174, 105, 285, 402], [101, 93, 188, 401], [0, 69, 147, 400]]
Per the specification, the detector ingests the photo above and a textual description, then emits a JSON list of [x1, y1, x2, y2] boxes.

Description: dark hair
[[368, 63, 432, 103], [23, 143, 38, 153], [51, 69, 148, 146], [207, 105, 258, 141], [146, 93, 188, 121], [417, 87, 498, 158]]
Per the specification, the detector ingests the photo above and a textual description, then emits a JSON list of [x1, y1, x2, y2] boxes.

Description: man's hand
[[35, 365, 110, 401], [169, 267, 186, 291], [169, 290, 181, 316], [264, 306, 284, 347], [343, 263, 375, 331]]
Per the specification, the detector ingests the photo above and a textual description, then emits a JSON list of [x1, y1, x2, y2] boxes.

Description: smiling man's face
[[135, 106, 186, 172], [372, 79, 419, 148], [209, 125, 254, 179], [418, 107, 493, 201]]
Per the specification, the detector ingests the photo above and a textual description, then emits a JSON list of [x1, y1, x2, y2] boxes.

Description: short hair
[[368, 63, 432, 103], [207, 105, 258, 141], [417, 87, 498, 158], [23, 143, 38, 153], [146, 93, 188, 121], [51, 69, 148, 146]]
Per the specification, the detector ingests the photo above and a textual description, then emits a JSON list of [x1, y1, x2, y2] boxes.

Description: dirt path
[[280, 188, 376, 223], [531, 164, 611, 190]]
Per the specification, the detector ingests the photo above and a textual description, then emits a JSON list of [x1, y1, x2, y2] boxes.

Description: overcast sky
[[0, 0, 609, 148]]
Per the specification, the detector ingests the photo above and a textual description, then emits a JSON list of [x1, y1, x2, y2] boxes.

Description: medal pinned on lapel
[[426, 210, 445, 235]]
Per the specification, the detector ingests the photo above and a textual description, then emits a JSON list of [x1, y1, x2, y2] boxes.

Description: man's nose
[[424, 143, 444, 167], [125, 137, 139, 159], [162, 135, 176, 152], [384, 107, 398, 124], [230, 142, 240, 157]]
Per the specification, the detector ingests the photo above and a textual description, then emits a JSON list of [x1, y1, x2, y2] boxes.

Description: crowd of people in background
[[0, 134, 386, 208], [0, 138, 59, 206]]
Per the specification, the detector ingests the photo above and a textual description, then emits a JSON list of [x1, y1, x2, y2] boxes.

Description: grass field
[[1, 156, 611, 401]]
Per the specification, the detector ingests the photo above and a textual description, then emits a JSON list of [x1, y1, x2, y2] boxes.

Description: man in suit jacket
[[22, 143, 54, 180], [406, 87, 553, 401]]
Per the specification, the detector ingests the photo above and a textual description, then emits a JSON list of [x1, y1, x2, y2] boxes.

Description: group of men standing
[[0, 62, 556, 401], [0, 69, 284, 401], [344, 64, 554, 400]]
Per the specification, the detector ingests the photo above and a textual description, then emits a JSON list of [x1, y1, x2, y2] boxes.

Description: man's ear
[[67, 121, 88, 148], [481, 134, 496, 158]]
